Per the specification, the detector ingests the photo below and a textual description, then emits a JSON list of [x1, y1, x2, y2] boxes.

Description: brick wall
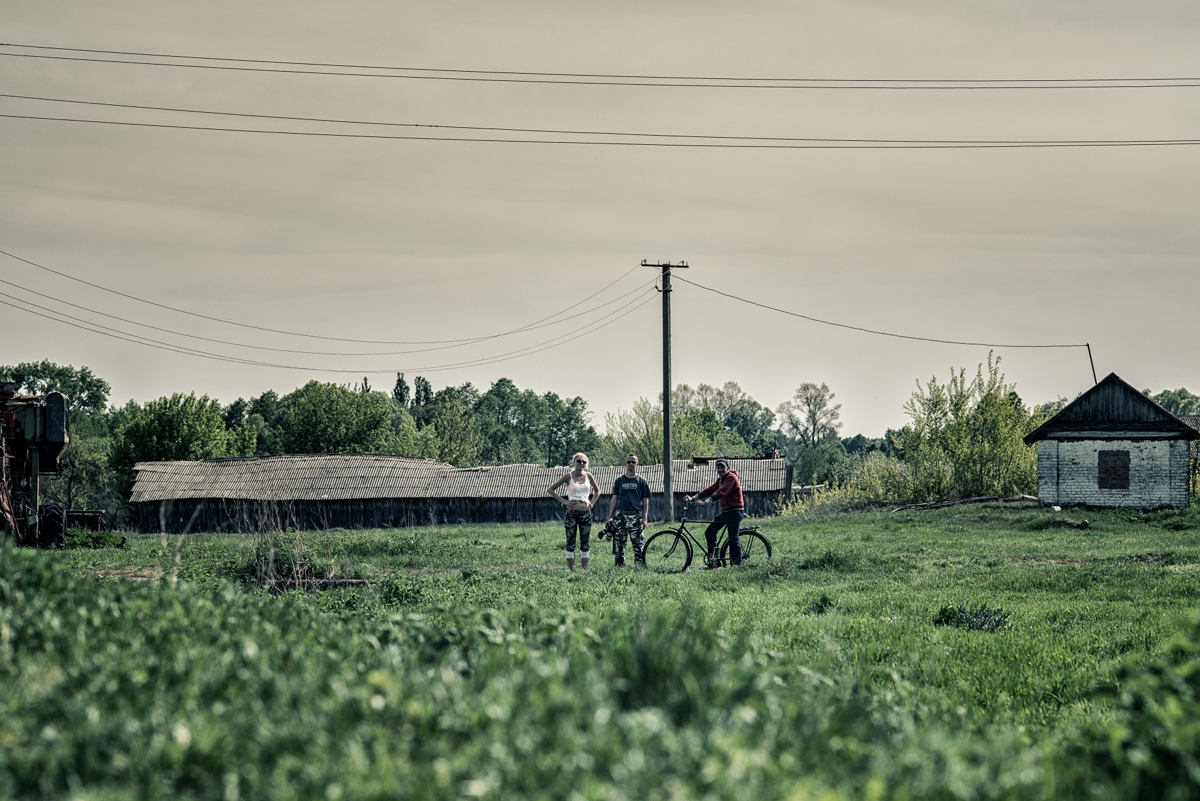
[[1036, 438, 1191, 509]]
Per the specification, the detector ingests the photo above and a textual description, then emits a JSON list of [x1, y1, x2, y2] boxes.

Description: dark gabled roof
[[1024, 373, 1200, 444], [129, 454, 791, 503]]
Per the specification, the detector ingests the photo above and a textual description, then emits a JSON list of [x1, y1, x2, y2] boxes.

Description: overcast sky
[[2, 1, 1197, 439]]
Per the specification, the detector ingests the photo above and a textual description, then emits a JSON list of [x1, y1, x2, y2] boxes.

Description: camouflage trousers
[[611, 510, 646, 566], [564, 508, 592, 554]]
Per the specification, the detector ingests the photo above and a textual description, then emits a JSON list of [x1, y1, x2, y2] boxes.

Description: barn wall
[[133, 491, 788, 533], [1036, 438, 1190, 509]]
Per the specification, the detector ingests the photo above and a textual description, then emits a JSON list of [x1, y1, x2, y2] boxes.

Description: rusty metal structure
[[1, 375, 70, 547]]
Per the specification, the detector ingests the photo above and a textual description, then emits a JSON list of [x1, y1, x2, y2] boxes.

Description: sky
[[1, 1, 1198, 439]]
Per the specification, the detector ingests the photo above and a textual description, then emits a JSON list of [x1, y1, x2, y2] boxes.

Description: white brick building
[[1024, 373, 1198, 510]]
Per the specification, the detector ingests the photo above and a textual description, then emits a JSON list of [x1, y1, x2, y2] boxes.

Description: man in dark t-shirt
[[605, 452, 650, 566]]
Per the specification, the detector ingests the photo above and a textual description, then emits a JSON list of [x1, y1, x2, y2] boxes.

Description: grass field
[[4, 501, 1200, 799]]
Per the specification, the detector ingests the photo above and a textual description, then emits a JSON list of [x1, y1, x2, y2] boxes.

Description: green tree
[[103, 400, 141, 438], [661, 381, 751, 423], [0, 360, 110, 416], [392, 373, 410, 407], [386, 402, 420, 455], [601, 398, 663, 465], [658, 381, 775, 456], [543, 392, 602, 468], [1034, 396, 1070, 420], [777, 382, 842, 449], [774, 382, 845, 482], [842, 434, 883, 457], [245, 390, 285, 456], [42, 435, 113, 513], [1145, 387, 1200, 417], [695, 381, 751, 421], [602, 396, 753, 466], [413, 376, 433, 408], [248, 390, 282, 423], [410, 379, 476, 429], [424, 399, 482, 467], [900, 353, 1041, 501], [674, 407, 751, 460], [277, 381, 400, 455], [223, 398, 250, 429], [475, 378, 547, 464], [109, 393, 257, 504], [723, 398, 776, 452]]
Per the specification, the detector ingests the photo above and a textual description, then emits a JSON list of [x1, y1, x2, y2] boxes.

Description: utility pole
[[643, 259, 688, 522]]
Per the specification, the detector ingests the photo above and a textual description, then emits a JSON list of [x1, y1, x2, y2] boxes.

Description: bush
[[63, 528, 125, 549], [0, 543, 1057, 800], [777, 452, 913, 515], [1072, 609, 1200, 800], [899, 354, 1041, 501]]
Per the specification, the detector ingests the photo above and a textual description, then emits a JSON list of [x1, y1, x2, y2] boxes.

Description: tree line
[[4, 358, 1197, 523]]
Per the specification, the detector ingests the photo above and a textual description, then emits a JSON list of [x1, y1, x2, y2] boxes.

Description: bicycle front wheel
[[721, 530, 772, 565], [643, 530, 693, 573]]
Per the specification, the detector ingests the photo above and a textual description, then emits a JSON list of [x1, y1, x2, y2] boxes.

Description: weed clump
[[64, 528, 125, 549], [800, 549, 859, 572], [933, 603, 1011, 632], [804, 594, 835, 615]]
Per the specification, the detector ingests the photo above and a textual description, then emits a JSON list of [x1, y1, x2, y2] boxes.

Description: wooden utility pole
[[643, 259, 688, 522]]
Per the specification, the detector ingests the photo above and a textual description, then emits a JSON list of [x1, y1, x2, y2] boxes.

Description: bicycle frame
[[642, 501, 771, 572], [663, 503, 739, 567]]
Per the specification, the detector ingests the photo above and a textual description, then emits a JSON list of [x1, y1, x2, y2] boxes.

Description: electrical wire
[[11, 43, 1200, 82], [6, 114, 1198, 149], [672, 275, 1089, 349], [0, 296, 286, 369], [2, 45, 1197, 89], [3, 93, 1194, 147], [0, 248, 643, 345], [0, 272, 657, 357], [0, 283, 659, 373]]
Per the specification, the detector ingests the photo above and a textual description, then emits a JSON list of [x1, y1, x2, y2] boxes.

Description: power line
[[2, 44, 1198, 89], [0, 296, 286, 369], [4, 93, 1194, 147], [0, 273, 658, 357], [1, 285, 659, 374], [673, 275, 1088, 349], [6, 114, 1198, 149], [0, 248, 643, 345]]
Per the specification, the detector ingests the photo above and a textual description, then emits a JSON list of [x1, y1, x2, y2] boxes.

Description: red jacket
[[698, 470, 743, 511]]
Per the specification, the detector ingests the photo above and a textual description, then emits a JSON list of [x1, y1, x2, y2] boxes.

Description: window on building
[[1098, 450, 1130, 490]]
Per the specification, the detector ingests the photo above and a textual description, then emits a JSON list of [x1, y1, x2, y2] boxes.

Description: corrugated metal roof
[[130, 454, 790, 503]]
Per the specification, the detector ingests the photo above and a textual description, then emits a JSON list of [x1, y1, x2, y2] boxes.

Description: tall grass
[[780, 451, 915, 514], [11, 503, 1200, 798]]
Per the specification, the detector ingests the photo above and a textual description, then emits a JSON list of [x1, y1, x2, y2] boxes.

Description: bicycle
[[642, 500, 772, 573]]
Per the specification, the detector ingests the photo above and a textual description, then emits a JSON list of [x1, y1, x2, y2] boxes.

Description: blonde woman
[[546, 452, 601, 570]]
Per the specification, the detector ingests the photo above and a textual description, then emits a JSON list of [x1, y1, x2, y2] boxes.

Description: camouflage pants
[[611, 510, 646, 566], [564, 508, 592, 553]]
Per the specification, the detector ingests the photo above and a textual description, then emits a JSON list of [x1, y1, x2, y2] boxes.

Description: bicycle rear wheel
[[721, 530, 772, 565], [643, 530, 693, 573]]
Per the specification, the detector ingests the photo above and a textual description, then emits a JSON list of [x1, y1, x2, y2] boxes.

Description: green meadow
[[4, 501, 1200, 799]]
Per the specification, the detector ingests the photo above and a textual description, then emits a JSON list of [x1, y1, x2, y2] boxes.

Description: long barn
[[129, 455, 793, 533]]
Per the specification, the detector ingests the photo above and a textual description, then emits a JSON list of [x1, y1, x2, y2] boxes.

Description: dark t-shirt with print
[[611, 474, 651, 512]]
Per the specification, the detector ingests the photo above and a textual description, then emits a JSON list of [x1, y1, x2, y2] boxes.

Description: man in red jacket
[[684, 458, 745, 566]]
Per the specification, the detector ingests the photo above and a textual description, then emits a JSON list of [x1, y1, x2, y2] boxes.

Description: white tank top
[[567, 472, 591, 503]]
